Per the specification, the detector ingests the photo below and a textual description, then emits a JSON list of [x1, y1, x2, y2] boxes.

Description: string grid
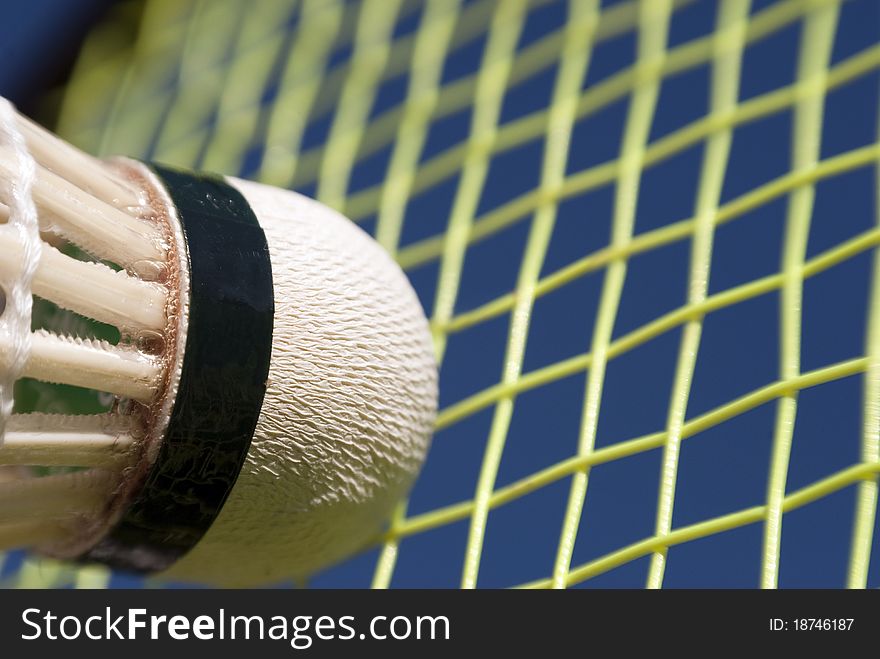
[[4, 0, 880, 588]]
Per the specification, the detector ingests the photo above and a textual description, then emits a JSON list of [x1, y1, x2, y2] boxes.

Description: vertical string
[[0, 98, 41, 446]]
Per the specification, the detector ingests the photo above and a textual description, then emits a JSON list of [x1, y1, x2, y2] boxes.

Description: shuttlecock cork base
[[0, 101, 437, 587]]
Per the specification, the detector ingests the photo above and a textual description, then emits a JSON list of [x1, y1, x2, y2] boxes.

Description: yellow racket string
[[7, 0, 876, 589]]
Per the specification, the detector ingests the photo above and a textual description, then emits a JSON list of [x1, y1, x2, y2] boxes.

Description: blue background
[[1, 0, 879, 588]]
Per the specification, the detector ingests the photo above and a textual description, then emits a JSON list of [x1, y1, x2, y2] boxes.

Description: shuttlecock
[[0, 99, 437, 586]]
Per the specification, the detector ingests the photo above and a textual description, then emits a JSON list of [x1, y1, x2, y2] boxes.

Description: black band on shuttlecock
[[79, 164, 274, 574]]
